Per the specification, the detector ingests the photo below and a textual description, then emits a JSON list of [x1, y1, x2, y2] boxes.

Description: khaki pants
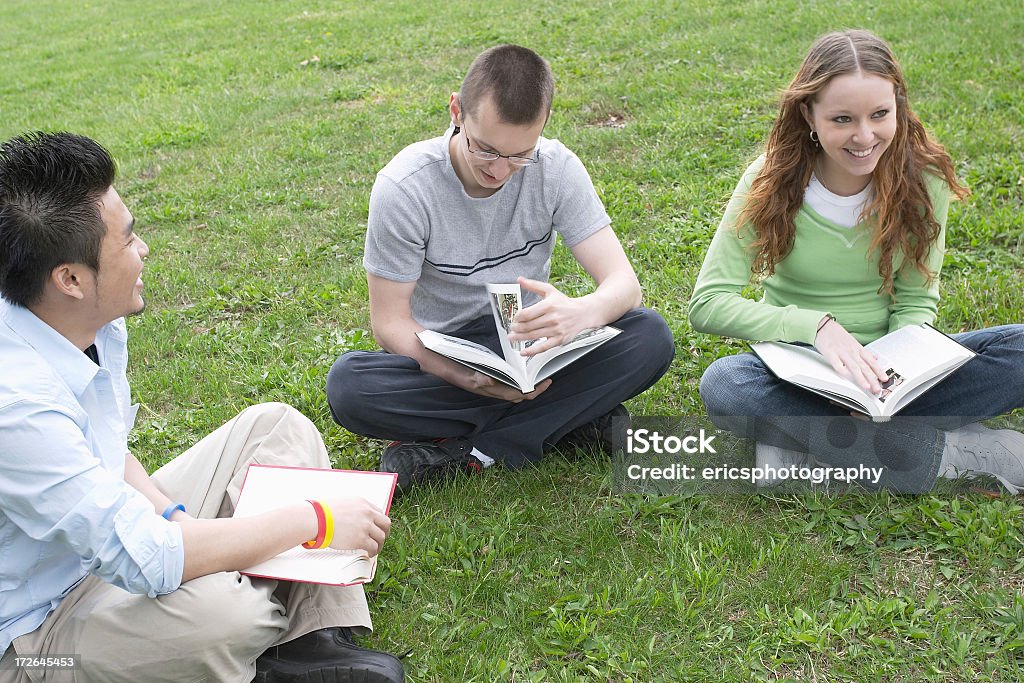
[[1, 403, 372, 683]]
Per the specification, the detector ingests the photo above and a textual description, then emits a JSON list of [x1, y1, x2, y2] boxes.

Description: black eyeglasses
[[459, 122, 540, 167]]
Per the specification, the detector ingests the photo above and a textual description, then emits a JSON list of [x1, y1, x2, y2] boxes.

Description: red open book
[[232, 464, 398, 586]]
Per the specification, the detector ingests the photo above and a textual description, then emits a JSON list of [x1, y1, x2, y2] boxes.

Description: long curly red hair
[[740, 29, 968, 293]]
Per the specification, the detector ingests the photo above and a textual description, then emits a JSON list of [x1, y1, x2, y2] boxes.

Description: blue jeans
[[699, 325, 1024, 492]]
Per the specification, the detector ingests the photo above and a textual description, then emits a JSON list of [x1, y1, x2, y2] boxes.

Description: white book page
[[753, 325, 974, 418], [866, 324, 974, 380], [524, 326, 621, 383], [417, 330, 523, 389], [419, 329, 501, 359], [752, 342, 878, 413], [418, 330, 509, 368], [486, 283, 527, 376], [865, 325, 975, 410], [752, 342, 867, 394], [233, 465, 397, 585], [242, 546, 372, 585]]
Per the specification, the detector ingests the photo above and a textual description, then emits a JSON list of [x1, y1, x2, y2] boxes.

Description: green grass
[[4, 0, 1023, 680]]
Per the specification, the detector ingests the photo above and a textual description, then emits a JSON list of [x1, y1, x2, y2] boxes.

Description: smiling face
[[92, 186, 149, 321], [802, 72, 898, 196]]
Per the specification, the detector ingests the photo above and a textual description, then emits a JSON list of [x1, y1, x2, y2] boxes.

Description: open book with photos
[[750, 323, 976, 422], [416, 283, 621, 393], [232, 464, 397, 586]]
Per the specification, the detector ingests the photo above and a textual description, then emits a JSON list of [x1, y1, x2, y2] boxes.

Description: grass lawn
[[4, 0, 1023, 680]]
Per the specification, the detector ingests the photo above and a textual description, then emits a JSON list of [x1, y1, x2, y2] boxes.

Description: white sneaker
[[940, 423, 1024, 493], [754, 442, 814, 488]]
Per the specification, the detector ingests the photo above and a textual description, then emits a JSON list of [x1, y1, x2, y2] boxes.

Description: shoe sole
[[253, 658, 404, 683]]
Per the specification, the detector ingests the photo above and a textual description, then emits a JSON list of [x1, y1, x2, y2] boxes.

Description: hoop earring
[[809, 130, 820, 146]]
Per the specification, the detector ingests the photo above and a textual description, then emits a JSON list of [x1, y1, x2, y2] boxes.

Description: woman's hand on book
[[326, 497, 392, 557], [509, 278, 593, 355], [814, 318, 889, 394]]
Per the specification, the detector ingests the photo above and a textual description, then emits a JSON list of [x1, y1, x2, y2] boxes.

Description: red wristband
[[302, 500, 327, 549]]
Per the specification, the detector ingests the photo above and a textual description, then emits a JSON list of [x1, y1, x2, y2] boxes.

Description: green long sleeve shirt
[[688, 156, 950, 345]]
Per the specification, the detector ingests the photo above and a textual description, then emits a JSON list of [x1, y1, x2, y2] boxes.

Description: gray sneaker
[[940, 423, 1024, 493], [754, 442, 815, 488]]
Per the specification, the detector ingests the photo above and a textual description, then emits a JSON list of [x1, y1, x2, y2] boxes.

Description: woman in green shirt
[[689, 29, 1024, 493]]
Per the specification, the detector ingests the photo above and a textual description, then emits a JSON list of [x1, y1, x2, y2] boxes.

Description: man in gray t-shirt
[[327, 45, 673, 492]]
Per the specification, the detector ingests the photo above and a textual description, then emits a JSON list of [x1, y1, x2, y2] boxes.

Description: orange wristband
[[302, 500, 327, 549]]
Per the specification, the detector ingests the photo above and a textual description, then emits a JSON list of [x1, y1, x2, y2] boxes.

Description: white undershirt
[[804, 175, 873, 229]]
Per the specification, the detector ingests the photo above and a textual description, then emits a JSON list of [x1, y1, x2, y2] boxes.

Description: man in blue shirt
[[0, 132, 403, 682]]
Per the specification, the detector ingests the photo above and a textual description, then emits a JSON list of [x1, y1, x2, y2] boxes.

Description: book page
[[416, 330, 522, 389], [751, 342, 878, 414], [866, 324, 974, 380], [753, 325, 975, 419], [865, 325, 975, 410], [418, 329, 504, 360], [233, 465, 397, 585], [241, 546, 372, 585], [524, 326, 622, 382], [486, 283, 522, 348], [486, 283, 527, 377], [751, 342, 863, 391]]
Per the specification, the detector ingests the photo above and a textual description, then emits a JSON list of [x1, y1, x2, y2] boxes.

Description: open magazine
[[750, 323, 976, 422], [416, 283, 621, 393]]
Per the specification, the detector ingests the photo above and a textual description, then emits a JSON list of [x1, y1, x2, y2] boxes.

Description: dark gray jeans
[[327, 308, 675, 468]]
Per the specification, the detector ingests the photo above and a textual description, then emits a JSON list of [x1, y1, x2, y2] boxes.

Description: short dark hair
[[0, 131, 115, 307], [459, 45, 554, 125]]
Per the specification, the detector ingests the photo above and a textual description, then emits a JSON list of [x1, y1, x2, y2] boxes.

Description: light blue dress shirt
[[1, 300, 184, 654]]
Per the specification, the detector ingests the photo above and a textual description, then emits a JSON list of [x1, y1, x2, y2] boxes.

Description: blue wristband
[[161, 503, 186, 520]]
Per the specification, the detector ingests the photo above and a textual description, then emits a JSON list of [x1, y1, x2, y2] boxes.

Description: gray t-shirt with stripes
[[363, 126, 611, 332]]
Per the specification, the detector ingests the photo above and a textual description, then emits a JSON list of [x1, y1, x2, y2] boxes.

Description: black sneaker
[[556, 404, 631, 455], [379, 437, 480, 494], [253, 627, 404, 683]]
